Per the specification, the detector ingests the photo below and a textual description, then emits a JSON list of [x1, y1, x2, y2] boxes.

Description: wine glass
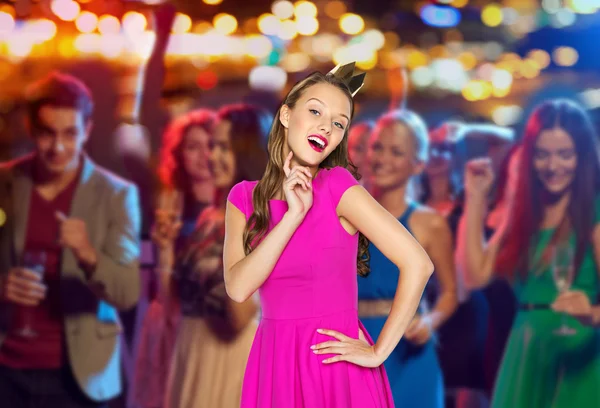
[[15, 249, 47, 338], [156, 189, 184, 223], [552, 244, 576, 336]]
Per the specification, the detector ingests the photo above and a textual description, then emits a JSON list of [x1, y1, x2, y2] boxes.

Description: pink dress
[[228, 166, 394, 407]]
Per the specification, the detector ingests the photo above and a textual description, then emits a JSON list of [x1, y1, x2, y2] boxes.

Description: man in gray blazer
[[0, 72, 141, 407]]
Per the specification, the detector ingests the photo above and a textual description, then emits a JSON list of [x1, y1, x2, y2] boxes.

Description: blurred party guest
[[360, 110, 457, 407], [433, 121, 514, 407], [164, 104, 270, 408], [0, 72, 141, 407], [458, 99, 600, 408], [477, 145, 521, 395], [421, 122, 459, 217], [348, 120, 374, 178], [133, 109, 215, 408]]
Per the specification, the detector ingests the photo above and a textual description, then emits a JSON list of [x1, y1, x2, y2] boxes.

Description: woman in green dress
[[457, 99, 600, 407]]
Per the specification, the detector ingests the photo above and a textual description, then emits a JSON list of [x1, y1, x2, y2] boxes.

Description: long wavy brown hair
[[157, 109, 216, 190], [242, 71, 370, 276], [496, 99, 600, 281]]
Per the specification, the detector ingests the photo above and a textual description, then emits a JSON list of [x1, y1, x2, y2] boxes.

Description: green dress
[[492, 229, 600, 407]]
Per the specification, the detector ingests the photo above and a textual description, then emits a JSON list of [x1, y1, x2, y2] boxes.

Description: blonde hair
[[375, 109, 430, 162]]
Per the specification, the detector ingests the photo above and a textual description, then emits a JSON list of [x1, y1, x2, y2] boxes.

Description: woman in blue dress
[[358, 110, 458, 407]]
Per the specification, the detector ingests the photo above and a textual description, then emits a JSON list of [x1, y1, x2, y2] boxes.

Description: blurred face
[[533, 127, 577, 195], [31, 105, 90, 176], [368, 122, 424, 190], [209, 119, 236, 189], [348, 125, 371, 170], [181, 126, 211, 182], [425, 143, 452, 178], [280, 83, 351, 167]]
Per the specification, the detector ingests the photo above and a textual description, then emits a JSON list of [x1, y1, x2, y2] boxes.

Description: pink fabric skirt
[[241, 309, 394, 407]]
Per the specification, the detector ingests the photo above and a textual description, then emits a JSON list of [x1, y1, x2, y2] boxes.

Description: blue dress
[[358, 203, 444, 408]]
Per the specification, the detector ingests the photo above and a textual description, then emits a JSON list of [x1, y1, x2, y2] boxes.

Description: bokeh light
[[75, 11, 98, 34], [339, 13, 364, 35]]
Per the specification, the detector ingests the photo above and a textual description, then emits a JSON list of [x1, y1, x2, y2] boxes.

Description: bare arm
[[223, 202, 303, 303], [224, 155, 313, 303], [455, 194, 494, 289], [455, 158, 505, 290], [421, 213, 457, 330], [338, 186, 434, 361]]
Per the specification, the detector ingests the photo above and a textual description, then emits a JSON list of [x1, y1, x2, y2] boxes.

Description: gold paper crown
[[327, 62, 366, 97]]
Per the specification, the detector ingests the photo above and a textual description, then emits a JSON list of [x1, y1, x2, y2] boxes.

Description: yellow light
[[281, 52, 311, 72], [294, 1, 317, 18], [382, 32, 400, 51], [520, 59, 540, 78], [0, 5, 15, 18], [203, 0, 224, 4], [527, 49, 551, 69], [457, 52, 477, 70], [356, 51, 377, 70], [553, 46, 578, 67], [193, 21, 213, 34], [122, 11, 147, 35], [58, 38, 77, 58], [98, 15, 120, 35], [339, 13, 364, 35], [51, 0, 80, 22], [492, 87, 510, 98], [278, 20, 298, 40], [428, 45, 448, 59], [407, 50, 428, 69], [75, 11, 98, 33], [462, 80, 492, 101], [213, 13, 238, 35], [296, 16, 319, 36], [482, 4, 503, 27], [172, 13, 192, 34], [0, 11, 15, 35], [325, 1, 346, 19], [273, 1, 295, 19], [450, 0, 469, 7], [258, 13, 281, 36]]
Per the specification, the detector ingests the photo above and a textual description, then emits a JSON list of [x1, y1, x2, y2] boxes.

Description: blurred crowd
[[1, 5, 600, 408]]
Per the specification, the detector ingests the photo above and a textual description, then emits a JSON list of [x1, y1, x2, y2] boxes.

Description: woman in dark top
[[134, 109, 216, 408], [164, 103, 271, 408]]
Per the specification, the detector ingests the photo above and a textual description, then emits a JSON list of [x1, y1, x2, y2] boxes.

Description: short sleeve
[[327, 166, 359, 208], [227, 181, 247, 216]]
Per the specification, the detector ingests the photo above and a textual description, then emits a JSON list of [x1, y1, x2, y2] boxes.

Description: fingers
[[4, 270, 47, 306], [283, 152, 293, 177], [55, 211, 67, 223], [285, 174, 311, 191], [313, 346, 349, 356], [311, 340, 341, 351], [14, 268, 43, 282], [323, 355, 348, 364], [288, 166, 312, 180], [317, 328, 349, 341]]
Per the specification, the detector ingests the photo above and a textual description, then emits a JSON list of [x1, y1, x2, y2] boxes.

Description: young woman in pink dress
[[223, 64, 434, 407]]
